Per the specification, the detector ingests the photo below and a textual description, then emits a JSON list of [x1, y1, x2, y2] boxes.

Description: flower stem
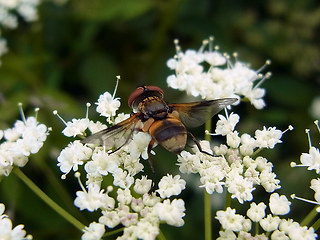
[[204, 120, 212, 240], [311, 215, 320, 231], [204, 191, 212, 240], [157, 230, 167, 240], [13, 167, 85, 231], [224, 191, 232, 210], [301, 205, 319, 227]]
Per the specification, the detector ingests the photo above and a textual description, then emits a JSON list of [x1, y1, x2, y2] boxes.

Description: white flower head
[[0, 203, 31, 240], [300, 147, 320, 174], [81, 222, 105, 240], [247, 202, 266, 222], [112, 168, 134, 189], [177, 150, 202, 174], [215, 207, 246, 232], [156, 174, 186, 199], [215, 113, 240, 136], [310, 178, 320, 203], [62, 118, 90, 137], [255, 126, 283, 149], [154, 199, 185, 227], [74, 184, 114, 212], [259, 214, 281, 232], [226, 171, 255, 204], [133, 176, 152, 195], [269, 193, 291, 215], [57, 140, 93, 175], [96, 91, 121, 118]]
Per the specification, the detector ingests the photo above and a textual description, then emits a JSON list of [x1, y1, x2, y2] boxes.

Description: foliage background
[[0, 0, 319, 239]]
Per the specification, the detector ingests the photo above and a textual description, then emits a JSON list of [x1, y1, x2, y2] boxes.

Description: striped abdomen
[[149, 118, 187, 154]]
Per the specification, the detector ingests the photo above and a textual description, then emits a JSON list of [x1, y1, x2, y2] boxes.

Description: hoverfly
[[82, 85, 237, 173]]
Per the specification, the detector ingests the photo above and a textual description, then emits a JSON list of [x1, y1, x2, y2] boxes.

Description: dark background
[[0, 0, 319, 239]]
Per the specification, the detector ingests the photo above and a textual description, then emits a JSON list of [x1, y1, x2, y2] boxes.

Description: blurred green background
[[0, 0, 319, 239]]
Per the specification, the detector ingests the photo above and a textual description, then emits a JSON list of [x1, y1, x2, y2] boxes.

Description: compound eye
[[128, 85, 164, 108], [128, 86, 144, 108]]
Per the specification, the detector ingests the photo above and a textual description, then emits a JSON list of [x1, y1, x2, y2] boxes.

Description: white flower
[[271, 230, 289, 240], [199, 160, 225, 194], [269, 193, 291, 215], [177, 150, 201, 174], [74, 184, 114, 212], [84, 149, 119, 177], [226, 172, 255, 203], [217, 230, 237, 240], [239, 133, 256, 156], [0, 203, 31, 240], [0, 113, 49, 176], [166, 38, 267, 108], [279, 219, 317, 240], [57, 140, 92, 175], [226, 131, 241, 148], [260, 170, 281, 193], [81, 222, 105, 240], [62, 118, 90, 137], [310, 178, 320, 203], [133, 176, 152, 195], [123, 132, 151, 160], [259, 214, 281, 232], [247, 202, 266, 222], [215, 207, 246, 232], [99, 210, 120, 228], [154, 199, 185, 227], [246, 87, 266, 109], [204, 51, 226, 66], [112, 168, 134, 189], [132, 219, 160, 240], [300, 147, 320, 173], [117, 188, 132, 205], [95, 92, 121, 118], [215, 113, 240, 136], [255, 126, 283, 149], [156, 174, 186, 198]]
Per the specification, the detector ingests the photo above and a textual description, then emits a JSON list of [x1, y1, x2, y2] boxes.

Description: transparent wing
[[168, 98, 238, 128], [81, 113, 141, 150]]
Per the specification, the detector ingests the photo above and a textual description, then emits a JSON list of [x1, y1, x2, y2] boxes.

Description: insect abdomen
[[149, 118, 187, 154]]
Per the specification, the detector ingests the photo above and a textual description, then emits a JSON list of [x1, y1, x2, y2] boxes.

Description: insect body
[[82, 85, 237, 167]]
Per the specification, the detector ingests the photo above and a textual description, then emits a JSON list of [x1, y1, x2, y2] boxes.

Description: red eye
[[128, 85, 164, 108]]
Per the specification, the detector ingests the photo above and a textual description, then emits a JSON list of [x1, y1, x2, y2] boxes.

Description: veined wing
[[168, 98, 237, 128], [81, 113, 141, 150]]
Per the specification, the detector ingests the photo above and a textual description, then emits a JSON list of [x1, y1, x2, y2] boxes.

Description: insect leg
[[147, 139, 159, 193], [187, 132, 215, 157]]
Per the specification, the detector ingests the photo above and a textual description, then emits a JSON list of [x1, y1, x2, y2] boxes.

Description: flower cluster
[[215, 193, 316, 240], [56, 88, 186, 240], [166, 37, 270, 109], [291, 120, 320, 212], [177, 111, 291, 203], [0, 202, 32, 240], [0, 105, 50, 176], [0, 0, 41, 65]]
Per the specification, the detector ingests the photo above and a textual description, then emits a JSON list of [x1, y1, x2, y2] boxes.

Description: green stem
[[311, 215, 320, 231], [224, 191, 232, 210], [204, 191, 212, 240], [13, 167, 85, 231], [204, 120, 212, 240], [255, 221, 259, 235], [301, 205, 319, 227], [103, 227, 124, 237], [157, 230, 167, 240]]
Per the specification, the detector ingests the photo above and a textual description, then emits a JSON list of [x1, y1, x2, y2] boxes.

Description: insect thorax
[[139, 96, 169, 120]]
